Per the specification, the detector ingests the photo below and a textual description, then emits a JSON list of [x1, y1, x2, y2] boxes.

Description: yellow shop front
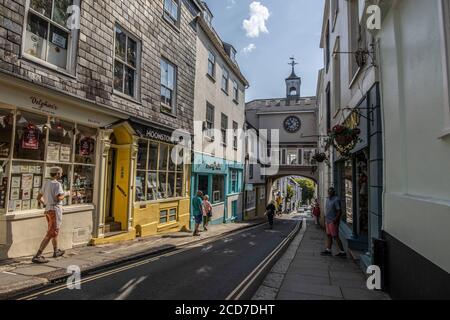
[[91, 120, 191, 245]]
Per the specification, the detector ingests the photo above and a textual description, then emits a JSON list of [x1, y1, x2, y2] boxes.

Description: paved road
[[21, 216, 301, 300]]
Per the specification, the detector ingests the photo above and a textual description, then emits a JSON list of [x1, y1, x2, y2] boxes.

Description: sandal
[[32, 255, 48, 264]]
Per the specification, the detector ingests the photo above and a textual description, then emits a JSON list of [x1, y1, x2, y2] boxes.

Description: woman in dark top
[[266, 200, 276, 229]]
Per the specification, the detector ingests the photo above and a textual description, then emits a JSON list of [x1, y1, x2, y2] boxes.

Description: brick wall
[[0, 0, 198, 133]]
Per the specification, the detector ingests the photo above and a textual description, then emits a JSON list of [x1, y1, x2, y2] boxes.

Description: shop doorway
[[105, 146, 122, 233], [198, 175, 209, 196]]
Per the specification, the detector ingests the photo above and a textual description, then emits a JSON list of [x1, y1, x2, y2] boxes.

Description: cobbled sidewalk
[[0, 219, 265, 299]]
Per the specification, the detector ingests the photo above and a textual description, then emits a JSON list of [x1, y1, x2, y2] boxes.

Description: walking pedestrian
[[266, 200, 276, 229], [32, 167, 67, 264], [312, 199, 321, 226], [192, 190, 204, 236], [321, 187, 346, 258], [203, 195, 212, 231]]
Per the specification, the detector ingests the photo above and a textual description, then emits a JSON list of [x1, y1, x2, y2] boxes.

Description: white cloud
[[242, 43, 256, 54], [243, 2, 270, 38], [226, 0, 236, 9]]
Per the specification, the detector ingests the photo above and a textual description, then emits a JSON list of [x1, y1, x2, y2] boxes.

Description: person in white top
[[32, 167, 66, 264]]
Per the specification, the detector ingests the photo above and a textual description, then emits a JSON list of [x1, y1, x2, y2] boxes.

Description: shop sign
[[29, 96, 58, 115], [144, 129, 174, 144], [205, 162, 222, 171], [344, 110, 360, 129]]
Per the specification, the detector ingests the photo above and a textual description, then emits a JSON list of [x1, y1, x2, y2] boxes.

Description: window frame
[[160, 57, 178, 116], [438, 0, 450, 138], [212, 175, 224, 204], [159, 207, 178, 224], [22, 0, 80, 75], [207, 50, 216, 79], [232, 80, 239, 103], [113, 24, 142, 100], [221, 113, 228, 146], [331, 0, 339, 32], [0, 107, 97, 214], [205, 103, 215, 139], [222, 67, 229, 94], [232, 121, 238, 150], [135, 139, 185, 203], [163, 0, 181, 26]]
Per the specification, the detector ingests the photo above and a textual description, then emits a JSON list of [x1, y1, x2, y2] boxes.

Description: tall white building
[[191, 2, 249, 226]]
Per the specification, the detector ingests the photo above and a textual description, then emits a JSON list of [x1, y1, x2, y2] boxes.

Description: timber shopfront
[[0, 80, 122, 259], [191, 153, 244, 228], [91, 120, 191, 245]]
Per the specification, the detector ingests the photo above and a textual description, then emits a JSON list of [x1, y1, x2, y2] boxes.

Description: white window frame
[[232, 121, 238, 150], [438, 0, 450, 138], [221, 113, 228, 146], [207, 50, 216, 79], [22, 0, 80, 75], [205, 103, 215, 139], [222, 67, 229, 93], [160, 58, 178, 115], [232, 80, 239, 103], [113, 24, 141, 100]]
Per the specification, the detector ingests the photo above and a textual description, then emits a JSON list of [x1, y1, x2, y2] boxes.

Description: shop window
[[23, 0, 79, 73], [3, 109, 97, 213], [114, 25, 140, 98], [230, 170, 238, 193], [0, 109, 14, 158], [135, 140, 184, 202], [212, 175, 224, 204], [344, 159, 353, 226], [14, 111, 47, 161]]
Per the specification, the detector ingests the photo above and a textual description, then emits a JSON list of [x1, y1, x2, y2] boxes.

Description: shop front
[[91, 119, 191, 244], [0, 79, 122, 259], [191, 153, 244, 228], [333, 84, 383, 268]]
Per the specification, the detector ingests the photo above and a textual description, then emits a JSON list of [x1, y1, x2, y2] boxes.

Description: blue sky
[[204, 0, 325, 102]]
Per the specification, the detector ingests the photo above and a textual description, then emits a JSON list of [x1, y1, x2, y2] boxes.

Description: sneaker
[[32, 255, 48, 264], [53, 249, 65, 258], [320, 250, 332, 256], [335, 252, 347, 258]]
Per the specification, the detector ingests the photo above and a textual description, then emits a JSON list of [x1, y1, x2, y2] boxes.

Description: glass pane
[[158, 172, 167, 199], [75, 125, 96, 164], [24, 13, 48, 61], [0, 109, 14, 158], [167, 172, 175, 198], [115, 26, 126, 61], [135, 171, 146, 202], [169, 208, 177, 221], [159, 210, 167, 223], [124, 66, 135, 97], [168, 146, 175, 171], [14, 112, 47, 161], [114, 61, 124, 92], [148, 143, 158, 171], [212, 175, 224, 203], [160, 60, 168, 86], [9, 162, 44, 212], [175, 148, 183, 171], [164, 0, 171, 12], [171, 1, 178, 20], [72, 165, 94, 205], [146, 172, 157, 201], [47, 25, 68, 68], [167, 64, 174, 90], [127, 38, 137, 67], [53, 0, 72, 26], [48, 120, 74, 163], [0, 161, 8, 210], [137, 141, 148, 170], [159, 144, 168, 171], [175, 173, 182, 197], [30, 0, 52, 18]]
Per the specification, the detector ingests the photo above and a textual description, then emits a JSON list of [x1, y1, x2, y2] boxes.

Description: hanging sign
[[79, 137, 95, 156]]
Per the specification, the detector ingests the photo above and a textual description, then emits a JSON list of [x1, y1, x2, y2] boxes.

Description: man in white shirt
[[32, 167, 66, 264]]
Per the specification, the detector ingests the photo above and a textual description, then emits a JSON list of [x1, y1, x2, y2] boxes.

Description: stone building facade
[[0, 0, 202, 258]]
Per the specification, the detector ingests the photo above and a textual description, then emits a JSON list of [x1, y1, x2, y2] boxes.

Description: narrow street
[[19, 216, 302, 300]]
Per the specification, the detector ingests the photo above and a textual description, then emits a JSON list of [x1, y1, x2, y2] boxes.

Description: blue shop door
[[231, 200, 238, 221]]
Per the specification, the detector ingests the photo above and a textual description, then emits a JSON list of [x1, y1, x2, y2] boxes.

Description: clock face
[[284, 116, 301, 133]]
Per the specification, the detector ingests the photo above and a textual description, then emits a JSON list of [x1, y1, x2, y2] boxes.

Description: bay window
[[23, 0, 79, 73]]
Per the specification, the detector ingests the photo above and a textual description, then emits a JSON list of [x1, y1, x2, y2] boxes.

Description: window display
[[212, 175, 224, 204], [135, 139, 185, 202], [1, 108, 97, 213]]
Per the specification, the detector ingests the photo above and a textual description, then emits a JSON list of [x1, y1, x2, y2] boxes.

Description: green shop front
[[190, 153, 244, 228]]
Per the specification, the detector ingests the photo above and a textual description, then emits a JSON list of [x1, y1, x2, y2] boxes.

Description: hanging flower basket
[[312, 152, 327, 163], [326, 125, 362, 158]]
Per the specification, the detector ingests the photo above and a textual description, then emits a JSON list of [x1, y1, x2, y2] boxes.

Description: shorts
[[45, 210, 59, 238], [194, 215, 203, 224], [326, 222, 339, 238]]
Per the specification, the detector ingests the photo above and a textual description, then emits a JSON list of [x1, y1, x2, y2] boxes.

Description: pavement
[[0, 219, 266, 299], [18, 216, 299, 300], [253, 214, 391, 300]]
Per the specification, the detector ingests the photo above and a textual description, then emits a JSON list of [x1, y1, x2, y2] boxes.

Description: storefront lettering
[[145, 129, 173, 143], [30, 97, 58, 112], [344, 110, 360, 129], [205, 162, 222, 171]]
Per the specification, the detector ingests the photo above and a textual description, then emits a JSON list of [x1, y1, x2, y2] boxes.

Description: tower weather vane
[[289, 56, 298, 72]]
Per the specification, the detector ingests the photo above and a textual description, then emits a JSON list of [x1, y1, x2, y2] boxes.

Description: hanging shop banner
[[79, 137, 95, 156], [22, 124, 40, 150]]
